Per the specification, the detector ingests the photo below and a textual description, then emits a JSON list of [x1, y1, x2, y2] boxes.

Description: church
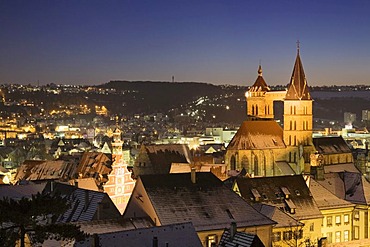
[[226, 46, 316, 176]]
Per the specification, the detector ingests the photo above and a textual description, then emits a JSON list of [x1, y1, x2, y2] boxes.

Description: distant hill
[[99, 80, 238, 114]]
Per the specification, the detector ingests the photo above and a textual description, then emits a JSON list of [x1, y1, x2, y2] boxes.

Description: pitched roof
[[219, 227, 265, 247], [248, 65, 270, 93], [285, 52, 311, 100], [74, 222, 202, 247], [138, 172, 275, 231], [324, 163, 359, 174], [227, 120, 285, 150], [317, 172, 370, 205], [44, 182, 121, 223], [235, 175, 322, 221], [0, 182, 47, 200], [309, 178, 354, 210], [253, 203, 302, 228], [313, 136, 352, 154], [134, 144, 192, 176]]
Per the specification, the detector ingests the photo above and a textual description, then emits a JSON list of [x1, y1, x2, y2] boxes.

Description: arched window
[[289, 135, 291, 146], [254, 156, 259, 176], [241, 155, 249, 173], [256, 105, 259, 115], [294, 106, 296, 114], [230, 155, 236, 170], [294, 121, 297, 130], [290, 106, 293, 114], [290, 121, 292, 130]]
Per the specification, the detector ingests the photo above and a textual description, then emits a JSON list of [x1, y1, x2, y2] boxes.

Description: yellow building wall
[[320, 207, 354, 244]]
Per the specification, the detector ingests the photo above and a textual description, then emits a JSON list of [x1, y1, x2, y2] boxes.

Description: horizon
[[1, 1, 370, 86]]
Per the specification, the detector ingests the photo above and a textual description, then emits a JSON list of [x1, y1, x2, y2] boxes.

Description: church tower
[[283, 45, 314, 172], [245, 65, 274, 119]]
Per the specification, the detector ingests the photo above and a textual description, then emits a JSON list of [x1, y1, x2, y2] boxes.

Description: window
[[327, 216, 332, 226], [344, 230, 349, 242], [354, 226, 359, 240], [283, 231, 293, 240], [273, 232, 281, 242], [207, 235, 217, 247], [310, 223, 314, 232], [335, 215, 341, 225], [335, 231, 341, 243], [344, 214, 349, 224], [327, 232, 332, 243]]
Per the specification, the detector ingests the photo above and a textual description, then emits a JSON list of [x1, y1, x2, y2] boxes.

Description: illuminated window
[[310, 223, 314, 232], [344, 214, 349, 224], [327, 232, 332, 243], [335, 215, 341, 225], [283, 231, 292, 240], [273, 232, 281, 242], [327, 216, 332, 226], [335, 231, 341, 243], [207, 235, 217, 247], [354, 226, 359, 240], [344, 230, 349, 242]]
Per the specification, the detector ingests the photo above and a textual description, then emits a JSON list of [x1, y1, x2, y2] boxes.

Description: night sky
[[1, 0, 370, 86]]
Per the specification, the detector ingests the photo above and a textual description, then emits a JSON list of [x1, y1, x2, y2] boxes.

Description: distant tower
[[245, 65, 273, 119], [283, 43, 314, 171], [172, 76, 175, 83]]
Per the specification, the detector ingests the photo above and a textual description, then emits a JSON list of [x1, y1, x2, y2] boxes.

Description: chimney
[[152, 236, 158, 247], [50, 180, 54, 192], [191, 168, 196, 184], [230, 222, 237, 240], [75, 180, 79, 188]]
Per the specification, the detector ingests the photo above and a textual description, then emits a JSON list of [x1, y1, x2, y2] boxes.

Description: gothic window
[[294, 106, 296, 114], [294, 121, 297, 130], [230, 155, 236, 170], [294, 136, 297, 146], [254, 156, 259, 176], [290, 106, 293, 114], [289, 136, 291, 146], [241, 155, 249, 173], [256, 105, 258, 115], [290, 121, 292, 130]]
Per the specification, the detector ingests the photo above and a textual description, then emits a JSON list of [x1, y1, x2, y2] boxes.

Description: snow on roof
[[227, 120, 285, 150]]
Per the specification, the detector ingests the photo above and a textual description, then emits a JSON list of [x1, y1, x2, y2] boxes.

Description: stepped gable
[[227, 120, 285, 150], [285, 50, 311, 100]]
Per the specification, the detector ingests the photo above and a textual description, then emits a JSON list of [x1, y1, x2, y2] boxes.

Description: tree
[[0, 192, 86, 247]]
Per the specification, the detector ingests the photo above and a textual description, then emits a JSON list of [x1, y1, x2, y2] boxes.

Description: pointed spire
[[249, 64, 269, 92], [258, 64, 263, 76], [285, 46, 311, 100]]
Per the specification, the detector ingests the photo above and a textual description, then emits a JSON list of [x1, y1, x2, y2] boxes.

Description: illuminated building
[[103, 128, 135, 214]]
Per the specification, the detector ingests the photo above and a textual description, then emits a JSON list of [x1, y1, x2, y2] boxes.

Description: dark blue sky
[[1, 0, 370, 86]]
